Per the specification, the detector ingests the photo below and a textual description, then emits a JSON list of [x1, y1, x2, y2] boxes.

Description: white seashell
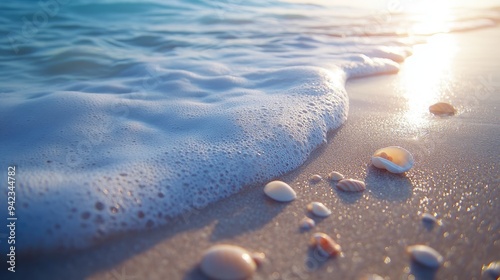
[[200, 244, 257, 280], [299, 217, 315, 230], [307, 202, 332, 217], [327, 171, 344, 181], [309, 174, 322, 183], [360, 274, 385, 280], [310, 232, 342, 257], [264, 180, 296, 202], [482, 261, 500, 279], [371, 146, 414, 174], [407, 245, 443, 268], [250, 252, 266, 266], [336, 179, 366, 192], [429, 102, 455, 116]]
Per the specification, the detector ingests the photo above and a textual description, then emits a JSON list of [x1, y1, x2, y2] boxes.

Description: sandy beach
[[9, 25, 500, 280]]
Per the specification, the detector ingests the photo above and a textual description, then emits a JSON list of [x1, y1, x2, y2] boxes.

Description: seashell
[[360, 274, 385, 280], [327, 171, 344, 181], [406, 245, 443, 268], [299, 217, 315, 230], [250, 252, 266, 266], [336, 179, 366, 192], [371, 146, 414, 174], [421, 213, 441, 225], [307, 202, 331, 217], [429, 102, 455, 116], [309, 174, 322, 183], [264, 180, 296, 202], [200, 244, 258, 280], [310, 232, 342, 257], [482, 261, 500, 279]]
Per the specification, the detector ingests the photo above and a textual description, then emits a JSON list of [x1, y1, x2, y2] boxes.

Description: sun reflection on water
[[410, 0, 454, 35]]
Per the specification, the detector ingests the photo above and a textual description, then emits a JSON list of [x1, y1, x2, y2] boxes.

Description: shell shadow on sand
[[364, 165, 413, 201], [183, 266, 210, 280], [409, 261, 439, 280], [209, 186, 289, 241], [304, 247, 336, 271]]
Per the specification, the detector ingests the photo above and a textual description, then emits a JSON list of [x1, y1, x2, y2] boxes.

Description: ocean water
[[0, 0, 498, 254]]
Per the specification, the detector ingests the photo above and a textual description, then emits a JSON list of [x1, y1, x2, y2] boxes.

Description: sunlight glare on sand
[[399, 0, 460, 127], [400, 33, 458, 127]]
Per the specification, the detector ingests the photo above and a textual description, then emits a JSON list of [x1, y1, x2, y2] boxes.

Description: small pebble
[[421, 213, 440, 225], [309, 174, 322, 183], [407, 245, 443, 268], [299, 217, 315, 230]]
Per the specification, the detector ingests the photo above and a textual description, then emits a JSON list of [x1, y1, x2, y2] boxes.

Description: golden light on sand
[[400, 33, 458, 126]]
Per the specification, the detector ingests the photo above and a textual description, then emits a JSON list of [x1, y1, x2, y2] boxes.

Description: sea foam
[[0, 0, 497, 253]]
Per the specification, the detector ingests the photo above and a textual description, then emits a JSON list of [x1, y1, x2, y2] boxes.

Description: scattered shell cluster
[[196, 97, 489, 279], [198, 142, 491, 279]]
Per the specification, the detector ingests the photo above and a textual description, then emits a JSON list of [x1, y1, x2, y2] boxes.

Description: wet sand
[[10, 26, 500, 280]]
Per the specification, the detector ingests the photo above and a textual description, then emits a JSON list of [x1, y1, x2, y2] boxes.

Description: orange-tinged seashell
[[429, 102, 455, 116], [310, 232, 342, 257], [375, 152, 393, 161], [371, 146, 414, 174], [482, 261, 500, 279]]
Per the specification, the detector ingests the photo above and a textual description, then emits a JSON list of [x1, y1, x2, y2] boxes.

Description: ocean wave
[[0, 0, 497, 254]]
